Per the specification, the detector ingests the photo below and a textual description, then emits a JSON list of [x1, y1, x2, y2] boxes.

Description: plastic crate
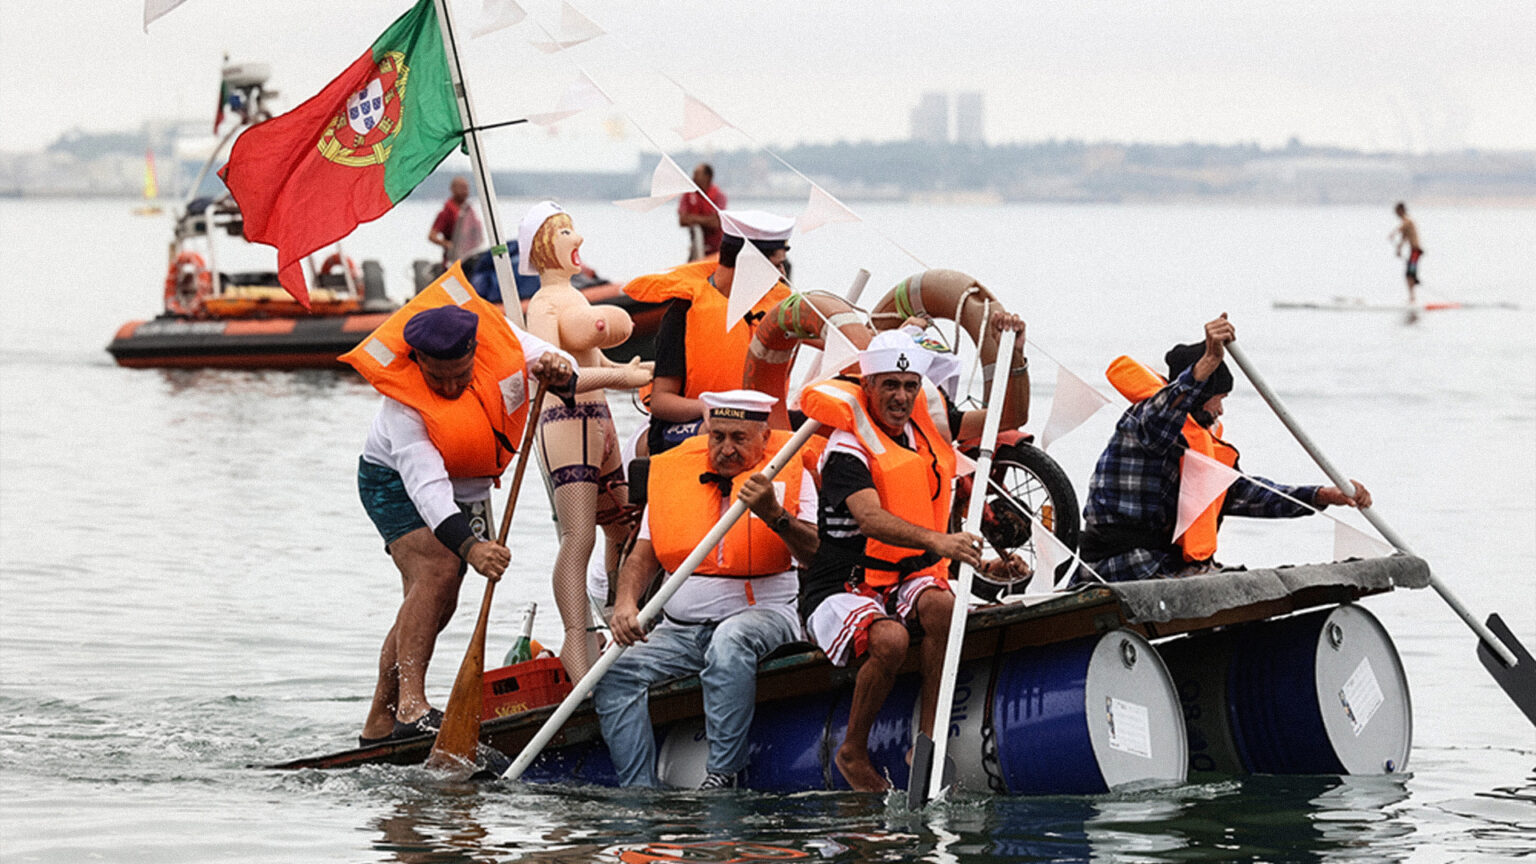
[[481, 656, 573, 720]]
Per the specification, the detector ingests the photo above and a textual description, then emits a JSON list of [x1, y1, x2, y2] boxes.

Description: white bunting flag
[[1333, 520, 1395, 561], [1038, 364, 1113, 451], [1172, 450, 1242, 542], [1029, 515, 1077, 593], [795, 184, 861, 235], [472, 0, 527, 37], [526, 72, 611, 127], [531, 1, 605, 52], [818, 326, 862, 379], [785, 348, 820, 410], [953, 447, 977, 478], [675, 95, 730, 142], [144, 0, 190, 30], [725, 238, 782, 330], [613, 155, 697, 212]]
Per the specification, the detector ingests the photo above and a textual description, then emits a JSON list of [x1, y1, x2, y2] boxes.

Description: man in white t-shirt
[[595, 390, 818, 789]]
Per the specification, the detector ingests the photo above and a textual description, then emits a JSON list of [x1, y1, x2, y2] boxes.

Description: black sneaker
[[391, 707, 445, 740], [699, 771, 739, 790]]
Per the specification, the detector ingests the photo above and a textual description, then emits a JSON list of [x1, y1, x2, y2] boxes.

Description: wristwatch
[[769, 511, 792, 533]]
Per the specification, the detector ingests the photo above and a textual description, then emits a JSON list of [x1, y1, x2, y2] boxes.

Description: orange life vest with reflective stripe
[[341, 262, 530, 479], [1105, 355, 1237, 563], [648, 429, 802, 577], [623, 258, 792, 398], [799, 379, 956, 586]]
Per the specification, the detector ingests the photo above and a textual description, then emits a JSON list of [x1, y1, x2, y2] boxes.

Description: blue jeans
[[592, 607, 797, 787]]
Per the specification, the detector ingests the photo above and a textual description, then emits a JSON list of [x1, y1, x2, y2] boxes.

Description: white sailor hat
[[517, 200, 565, 276], [699, 389, 778, 422], [719, 209, 794, 245], [858, 329, 936, 379]]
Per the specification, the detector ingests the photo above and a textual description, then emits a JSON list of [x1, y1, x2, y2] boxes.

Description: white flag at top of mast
[[795, 184, 861, 235], [675, 95, 731, 142], [613, 155, 697, 213], [527, 73, 611, 127], [143, 0, 190, 31], [472, 0, 527, 38], [531, 1, 604, 53]]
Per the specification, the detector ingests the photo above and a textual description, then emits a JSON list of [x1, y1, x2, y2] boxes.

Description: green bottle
[[503, 602, 537, 666]]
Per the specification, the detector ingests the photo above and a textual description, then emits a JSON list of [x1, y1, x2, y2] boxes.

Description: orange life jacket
[[341, 262, 530, 479], [1105, 356, 1238, 563], [799, 379, 956, 586], [624, 258, 792, 398], [647, 429, 803, 577]]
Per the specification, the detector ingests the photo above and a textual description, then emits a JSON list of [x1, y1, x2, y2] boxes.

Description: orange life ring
[[163, 251, 213, 318], [320, 253, 362, 286], [741, 291, 873, 430], [870, 268, 1010, 391]]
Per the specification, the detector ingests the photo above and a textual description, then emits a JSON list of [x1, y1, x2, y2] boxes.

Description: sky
[[2, 0, 1532, 166]]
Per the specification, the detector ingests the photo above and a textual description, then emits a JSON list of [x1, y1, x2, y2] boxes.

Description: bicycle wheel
[[970, 441, 1081, 599]]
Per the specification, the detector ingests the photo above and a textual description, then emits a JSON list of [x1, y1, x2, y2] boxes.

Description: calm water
[[1, 196, 1532, 863]]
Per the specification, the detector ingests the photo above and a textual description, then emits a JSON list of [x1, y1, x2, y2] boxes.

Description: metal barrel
[[1158, 604, 1412, 776], [990, 630, 1188, 794]]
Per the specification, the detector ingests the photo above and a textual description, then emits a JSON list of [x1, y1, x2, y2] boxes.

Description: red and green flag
[[219, 0, 461, 307]]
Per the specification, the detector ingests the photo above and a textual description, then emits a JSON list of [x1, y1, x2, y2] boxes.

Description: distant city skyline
[[2, 0, 1532, 161]]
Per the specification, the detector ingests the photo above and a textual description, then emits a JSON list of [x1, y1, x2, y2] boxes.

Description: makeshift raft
[[272, 555, 1427, 794]]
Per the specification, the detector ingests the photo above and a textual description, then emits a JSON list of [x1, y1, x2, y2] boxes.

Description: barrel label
[[1105, 697, 1152, 759], [1339, 657, 1385, 736]]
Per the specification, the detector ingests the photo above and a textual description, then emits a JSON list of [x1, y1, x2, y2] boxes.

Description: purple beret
[[403, 305, 478, 359]]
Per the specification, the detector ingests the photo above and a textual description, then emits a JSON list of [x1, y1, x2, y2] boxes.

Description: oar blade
[[907, 733, 935, 809], [1475, 613, 1536, 726], [426, 588, 493, 776]]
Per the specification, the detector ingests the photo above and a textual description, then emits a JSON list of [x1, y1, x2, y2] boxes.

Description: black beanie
[[1165, 342, 1233, 394]]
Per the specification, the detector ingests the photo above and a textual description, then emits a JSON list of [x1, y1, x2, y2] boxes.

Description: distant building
[[955, 92, 984, 145], [910, 92, 949, 144]]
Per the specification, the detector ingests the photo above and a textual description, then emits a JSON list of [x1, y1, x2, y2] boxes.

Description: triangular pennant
[[531, 0, 605, 52], [675, 94, 730, 142], [786, 348, 822, 410], [1173, 450, 1242, 542], [144, 0, 190, 30], [953, 447, 977, 478], [1333, 520, 1395, 561], [817, 326, 862, 381], [527, 72, 610, 127], [1029, 515, 1076, 592], [1038, 364, 1113, 451], [471, 0, 527, 38], [726, 239, 782, 329], [795, 184, 861, 235], [612, 195, 674, 213], [649, 154, 697, 199]]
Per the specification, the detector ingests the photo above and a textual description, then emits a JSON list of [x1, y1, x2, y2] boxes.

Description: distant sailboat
[[133, 149, 163, 216]]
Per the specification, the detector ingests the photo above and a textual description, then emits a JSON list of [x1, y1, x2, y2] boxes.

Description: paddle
[[425, 380, 550, 773], [1226, 341, 1536, 727], [911, 327, 1018, 808], [499, 418, 822, 781]]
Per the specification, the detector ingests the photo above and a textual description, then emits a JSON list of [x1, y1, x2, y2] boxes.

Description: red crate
[[481, 656, 573, 720]]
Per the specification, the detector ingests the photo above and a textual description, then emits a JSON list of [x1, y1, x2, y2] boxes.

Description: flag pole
[[432, 0, 526, 328]]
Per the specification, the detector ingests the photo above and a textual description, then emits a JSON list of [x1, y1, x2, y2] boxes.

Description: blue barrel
[[821, 675, 923, 791], [519, 736, 619, 786], [991, 630, 1187, 795], [743, 690, 838, 791], [1226, 605, 1411, 775]]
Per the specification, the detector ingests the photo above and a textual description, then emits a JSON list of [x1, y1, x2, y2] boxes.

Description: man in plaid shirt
[[1077, 315, 1371, 583]]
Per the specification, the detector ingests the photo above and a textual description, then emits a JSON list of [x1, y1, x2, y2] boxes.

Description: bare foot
[[835, 742, 891, 792]]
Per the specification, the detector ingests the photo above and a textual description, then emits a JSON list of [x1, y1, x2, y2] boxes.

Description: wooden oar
[[1226, 341, 1536, 727], [426, 381, 549, 773], [912, 328, 1017, 808], [499, 418, 821, 781]]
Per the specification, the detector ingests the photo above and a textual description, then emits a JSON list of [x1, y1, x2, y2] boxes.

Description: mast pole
[[431, 0, 525, 327]]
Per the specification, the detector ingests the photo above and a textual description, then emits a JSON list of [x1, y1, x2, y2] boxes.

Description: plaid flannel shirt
[[1081, 366, 1318, 582]]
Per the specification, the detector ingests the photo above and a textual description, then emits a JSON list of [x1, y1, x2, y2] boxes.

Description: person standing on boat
[[797, 322, 1030, 793], [594, 390, 819, 789], [428, 176, 471, 269], [678, 163, 727, 261], [1077, 314, 1372, 584], [1390, 202, 1424, 304], [346, 300, 575, 746], [624, 210, 794, 456]]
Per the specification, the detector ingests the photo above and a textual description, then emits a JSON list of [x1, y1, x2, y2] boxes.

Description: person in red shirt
[[428, 176, 470, 266], [678, 163, 727, 261]]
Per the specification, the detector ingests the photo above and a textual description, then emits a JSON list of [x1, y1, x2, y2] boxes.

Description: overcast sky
[[3, 0, 1532, 164]]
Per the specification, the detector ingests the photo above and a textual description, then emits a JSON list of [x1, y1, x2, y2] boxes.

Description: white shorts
[[805, 574, 949, 667]]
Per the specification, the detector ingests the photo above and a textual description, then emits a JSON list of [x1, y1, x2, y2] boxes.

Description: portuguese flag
[[219, 0, 461, 307]]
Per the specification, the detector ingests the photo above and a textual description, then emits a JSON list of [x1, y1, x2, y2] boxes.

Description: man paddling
[[797, 320, 1029, 792], [346, 299, 573, 746], [1390, 202, 1424, 304], [594, 390, 819, 789], [1077, 314, 1371, 584]]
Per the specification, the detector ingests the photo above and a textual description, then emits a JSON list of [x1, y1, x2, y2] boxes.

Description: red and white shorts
[[806, 574, 950, 667]]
